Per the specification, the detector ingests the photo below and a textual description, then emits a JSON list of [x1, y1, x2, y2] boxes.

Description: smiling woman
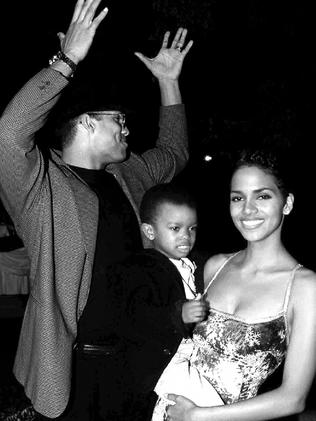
[[229, 151, 294, 244], [164, 148, 316, 421]]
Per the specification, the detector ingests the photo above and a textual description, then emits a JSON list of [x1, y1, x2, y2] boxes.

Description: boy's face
[[146, 203, 198, 260]]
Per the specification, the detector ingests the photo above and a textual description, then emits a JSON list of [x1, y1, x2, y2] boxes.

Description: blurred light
[[204, 154, 212, 162]]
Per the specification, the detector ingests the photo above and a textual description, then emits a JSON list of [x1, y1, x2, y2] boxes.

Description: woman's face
[[230, 165, 293, 243]]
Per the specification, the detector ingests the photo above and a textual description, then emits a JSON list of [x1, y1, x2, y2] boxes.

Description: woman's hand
[[166, 394, 198, 421]]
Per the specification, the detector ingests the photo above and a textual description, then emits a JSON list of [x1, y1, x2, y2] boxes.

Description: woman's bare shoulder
[[291, 265, 316, 309], [203, 251, 240, 280], [294, 265, 316, 291]]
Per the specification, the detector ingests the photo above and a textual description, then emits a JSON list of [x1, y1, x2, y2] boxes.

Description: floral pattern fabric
[[191, 308, 288, 404], [151, 255, 301, 419]]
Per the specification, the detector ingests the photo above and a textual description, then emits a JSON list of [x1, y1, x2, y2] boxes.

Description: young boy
[[113, 183, 209, 420]]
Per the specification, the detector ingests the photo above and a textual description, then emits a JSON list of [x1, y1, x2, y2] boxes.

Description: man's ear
[[79, 113, 96, 133], [283, 193, 294, 215], [141, 223, 155, 240]]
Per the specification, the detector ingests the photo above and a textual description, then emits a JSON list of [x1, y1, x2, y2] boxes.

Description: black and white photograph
[[1, 1, 315, 420]]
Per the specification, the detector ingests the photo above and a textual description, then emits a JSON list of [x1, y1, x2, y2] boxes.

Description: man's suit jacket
[[0, 68, 188, 417]]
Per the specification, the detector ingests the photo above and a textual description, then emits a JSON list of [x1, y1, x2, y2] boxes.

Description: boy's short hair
[[140, 183, 197, 224]]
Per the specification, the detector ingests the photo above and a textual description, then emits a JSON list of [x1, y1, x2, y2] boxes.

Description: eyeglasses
[[87, 111, 126, 127]]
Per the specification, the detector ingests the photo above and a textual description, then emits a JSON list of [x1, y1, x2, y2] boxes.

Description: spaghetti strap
[[282, 263, 302, 313], [204, 252, 240, 296]]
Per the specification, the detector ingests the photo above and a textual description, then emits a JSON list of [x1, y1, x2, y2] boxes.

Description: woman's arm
[[167, 268, 316, 421]]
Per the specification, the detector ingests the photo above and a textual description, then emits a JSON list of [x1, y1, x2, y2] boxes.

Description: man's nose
[[121, 125, 129, 136]]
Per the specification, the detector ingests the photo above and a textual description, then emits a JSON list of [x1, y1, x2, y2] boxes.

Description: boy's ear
[[141, 223, 155, 240]]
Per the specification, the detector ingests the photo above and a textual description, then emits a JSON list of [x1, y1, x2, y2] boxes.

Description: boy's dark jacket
[[109, 247, 204, 395]]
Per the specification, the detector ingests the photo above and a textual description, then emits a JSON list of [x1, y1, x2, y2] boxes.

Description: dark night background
[[1, 0, 316, 416], [2, 0, 316, 267]]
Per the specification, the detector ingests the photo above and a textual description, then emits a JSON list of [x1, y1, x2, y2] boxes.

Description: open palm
[[135, 27, 193, 81]]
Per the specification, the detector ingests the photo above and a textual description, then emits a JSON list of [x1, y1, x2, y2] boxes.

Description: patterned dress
[[152, 254, 302, 419], [191, 255, 301, 404]]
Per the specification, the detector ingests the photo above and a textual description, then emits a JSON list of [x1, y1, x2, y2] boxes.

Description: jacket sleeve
[[132, 104, 189, 184], [0, 68, 68, 223]]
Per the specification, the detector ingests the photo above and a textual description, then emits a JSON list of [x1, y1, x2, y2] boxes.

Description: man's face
[[89, 111, 130, 166]]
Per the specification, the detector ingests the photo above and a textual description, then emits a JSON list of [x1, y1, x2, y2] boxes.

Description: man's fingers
[[181, 40, 194, 56], [73, 0, 103, 23], [85, 0, 105, 24], [92, 6, 109, 27], [77, 0, 93, 22], [71, 0, 85, 22], [171, 27, 184, 49], [161, 31, 171, 49], [178, 28, 188, 45]]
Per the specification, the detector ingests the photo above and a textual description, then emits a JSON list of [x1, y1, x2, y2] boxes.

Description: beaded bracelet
[[49, 51, 77, 77]]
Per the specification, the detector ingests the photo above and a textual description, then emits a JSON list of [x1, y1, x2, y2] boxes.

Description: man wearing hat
[[0, 0, 193, 419]]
